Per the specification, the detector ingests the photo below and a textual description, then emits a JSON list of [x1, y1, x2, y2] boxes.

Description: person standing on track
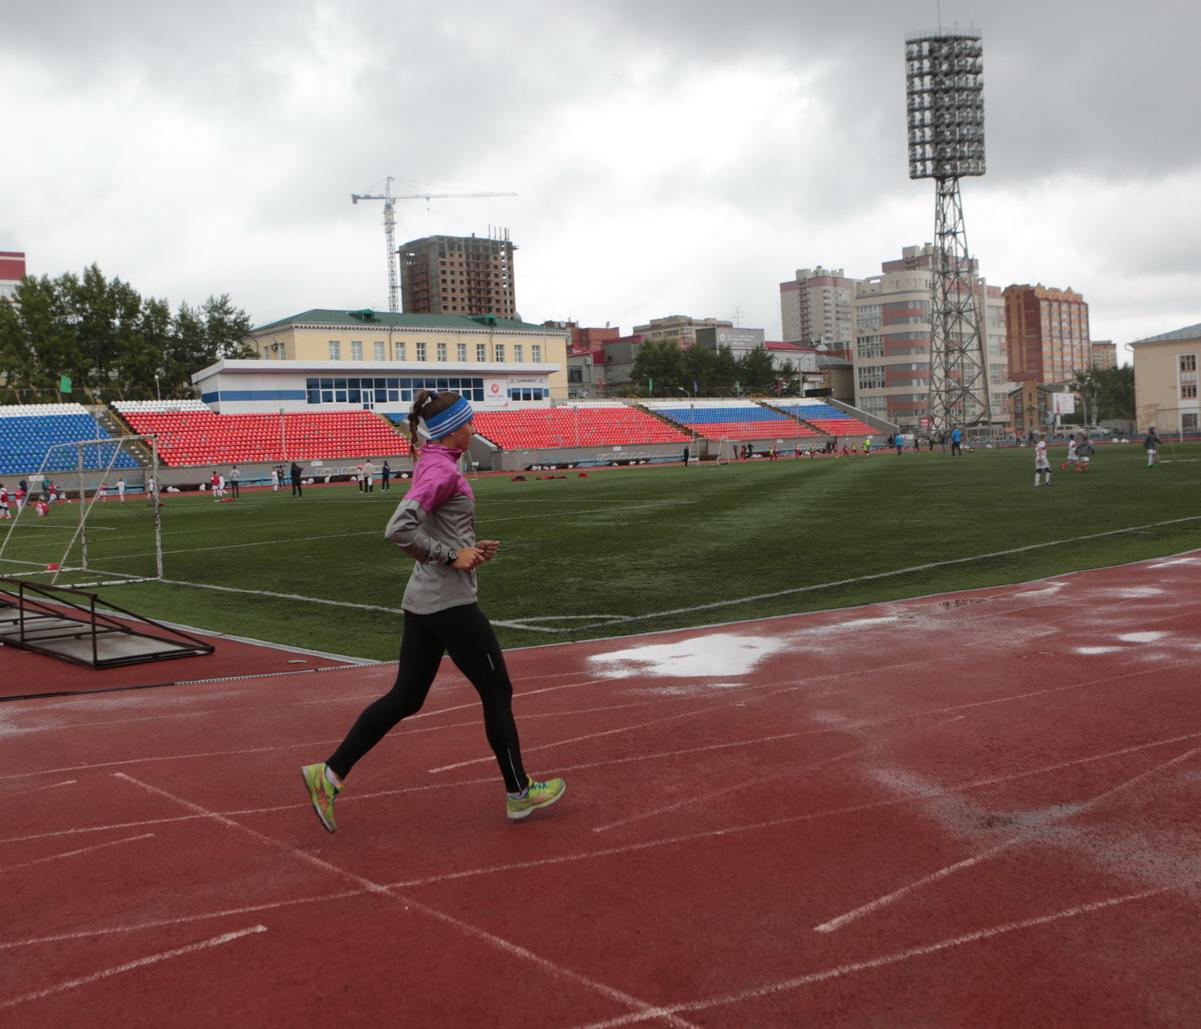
[[301, 389, 566, 832]]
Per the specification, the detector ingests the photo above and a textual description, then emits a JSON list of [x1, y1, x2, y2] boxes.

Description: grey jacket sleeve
[[384, 499, 453, 565]]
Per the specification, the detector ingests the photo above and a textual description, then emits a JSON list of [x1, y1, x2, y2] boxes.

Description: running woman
[[301, 390, 565, 831], [1060, 434, 1078, 471], [1034, 433, 1053, 487]]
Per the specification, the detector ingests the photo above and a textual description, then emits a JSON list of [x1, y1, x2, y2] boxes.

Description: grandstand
[[464, 403, 691, 450], [0, 404, 142, 475], [643, 400, 817, 442], [775, 400, 879, 437], [114, 401, 411, 467]]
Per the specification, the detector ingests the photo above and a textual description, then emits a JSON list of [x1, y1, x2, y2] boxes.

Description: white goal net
[[0, 434, 163, 587]]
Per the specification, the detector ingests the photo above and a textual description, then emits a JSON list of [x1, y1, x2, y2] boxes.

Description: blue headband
[[423, 395, 474, 439]]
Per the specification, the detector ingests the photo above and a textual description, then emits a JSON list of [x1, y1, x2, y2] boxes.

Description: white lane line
[[565, 881, 1199, 1029], [427, 685, 796, 773], [5, 723, 1198, 878], [591, 715, 966, 835], [1, 679, 610, 776], [567, 514, 1201, 631], [3, 832, 155, 875], [112, 772, 700, 1029], [812, 746, 1201, 934], [29, 779, 77, 793], [0, 891, 365, 952], [0, 926, 267, 1013]]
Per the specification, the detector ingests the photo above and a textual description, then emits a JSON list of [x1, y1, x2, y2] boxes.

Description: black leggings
[[326, 603, 528, 792]]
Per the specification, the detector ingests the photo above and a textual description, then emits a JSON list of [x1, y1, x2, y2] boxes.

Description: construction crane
[[351, 177, 518, 313]]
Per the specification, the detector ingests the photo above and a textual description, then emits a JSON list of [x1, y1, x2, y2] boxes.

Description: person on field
[[1075, 435, 1094, 472], [0, 484, 9, 519], [228, 464, 241, 499], [291, 462, 303, 497], [381, 460, 392, 490], [301, 389, 565, 832], [1060, 434, 1079, 471], [270, 466, 280, 491], [1144, 427, 1161, 467], [1034, 433, 1052, 487]]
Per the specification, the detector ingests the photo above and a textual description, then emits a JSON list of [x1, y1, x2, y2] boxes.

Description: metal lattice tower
[[906, 30, 991, 432]]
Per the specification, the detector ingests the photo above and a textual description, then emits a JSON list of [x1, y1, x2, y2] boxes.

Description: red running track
[[9, 551, 1201, 1026]]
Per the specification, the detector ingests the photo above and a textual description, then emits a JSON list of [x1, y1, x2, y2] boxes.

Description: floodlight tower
[[905, 30, 991, 433]]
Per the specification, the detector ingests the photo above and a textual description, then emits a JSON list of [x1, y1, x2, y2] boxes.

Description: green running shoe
[[301, 763, 340, 832], [506, 776, 566, 821]]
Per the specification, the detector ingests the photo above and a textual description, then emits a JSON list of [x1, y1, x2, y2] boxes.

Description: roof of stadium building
[[1130, 322, 1201, 345], [251, 309, 562, 334]]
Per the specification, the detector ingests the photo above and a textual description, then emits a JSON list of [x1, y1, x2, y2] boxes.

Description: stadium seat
[[0, 404, 143, 475], [116, 407, 412, 467], [386, 405, 691, 450], [645, 403, 818, 442]]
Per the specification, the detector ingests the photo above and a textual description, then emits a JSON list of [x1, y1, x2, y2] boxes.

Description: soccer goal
[[713, 438, 737, 465], [0, 434, 163, 588]]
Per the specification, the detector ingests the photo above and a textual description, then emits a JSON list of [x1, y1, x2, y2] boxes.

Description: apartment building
[[852, 244, 1011, 431], [1003, 284, 1091, 384], [779, 266, 856, 346], [1090, 340, 1117, 370], [399, 232, 516, 318], [631, 315, 733, 350], [1129, 323, 1201, 433]]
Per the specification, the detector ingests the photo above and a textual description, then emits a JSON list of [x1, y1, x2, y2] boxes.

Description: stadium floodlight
[[905, 30, 991, 433]]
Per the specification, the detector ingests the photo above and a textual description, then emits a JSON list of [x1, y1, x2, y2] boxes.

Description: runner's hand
[[477, 539, 500, 561], [451, 547, 485, 570]]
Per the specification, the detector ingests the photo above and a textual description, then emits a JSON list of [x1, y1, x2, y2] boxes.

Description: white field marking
[[812, 746, 1201, 934], [3, 674, 608, 744], [8, 720, 1201, 864], [0, 926, 268, 1014], [564, 514, 1201, 631], [445, 649, 1199, 780], [153, 577, 564, 633], [3, 832, 155, 874], [428, 684, 798, 773], [565, 882, 1201, 1029], [28, 779, 77, 793], [1118, 631, 1169, 644], [1076, 646, 1125, 655], [112, 773, 700, 1029], [157, 577, 406, 616], [0, 890, 366, 952], [1148, 556, 1201, 569], [590, 715, 967, 835]]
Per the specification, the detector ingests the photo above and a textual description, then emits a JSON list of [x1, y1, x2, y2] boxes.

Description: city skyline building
[[779, 266, 856, 347], [1090, 340, 1117, 370], [399, 231, 517, 319], [852, 244, 1011, 432], [1003, 283, 1092, 385], [631, 315, 733, 350]]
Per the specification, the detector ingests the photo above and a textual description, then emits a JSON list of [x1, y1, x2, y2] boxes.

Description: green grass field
[[3, 443, 1198, 661]]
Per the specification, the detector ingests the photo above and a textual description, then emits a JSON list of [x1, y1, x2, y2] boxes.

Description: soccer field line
[[565, 513, 1201, 632]]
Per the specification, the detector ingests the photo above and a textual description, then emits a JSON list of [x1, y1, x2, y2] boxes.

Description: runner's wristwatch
[[445, 549, 459, 566]]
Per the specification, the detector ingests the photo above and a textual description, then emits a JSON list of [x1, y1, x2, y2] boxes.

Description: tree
[[0, 266, 253, 402], [630, 340, 685, 395], [737, 348, 777, 394]]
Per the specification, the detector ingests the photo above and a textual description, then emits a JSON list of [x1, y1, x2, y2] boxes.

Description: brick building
[[1003, 284, 1091, 384], [399, 232, 516, 318]]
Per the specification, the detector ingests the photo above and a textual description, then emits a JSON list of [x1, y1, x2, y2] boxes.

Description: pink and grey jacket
[[384, 442, 477, 614]]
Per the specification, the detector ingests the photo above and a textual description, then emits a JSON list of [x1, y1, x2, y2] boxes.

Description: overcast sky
[[3, 0, 1198, 356]]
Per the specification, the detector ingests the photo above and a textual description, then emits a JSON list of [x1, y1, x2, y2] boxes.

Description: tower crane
[[351, 177, 518, 313]]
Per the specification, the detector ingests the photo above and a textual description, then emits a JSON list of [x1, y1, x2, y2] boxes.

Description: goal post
[[0, 433, 163, 588], [713, 438, 736, 465]]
